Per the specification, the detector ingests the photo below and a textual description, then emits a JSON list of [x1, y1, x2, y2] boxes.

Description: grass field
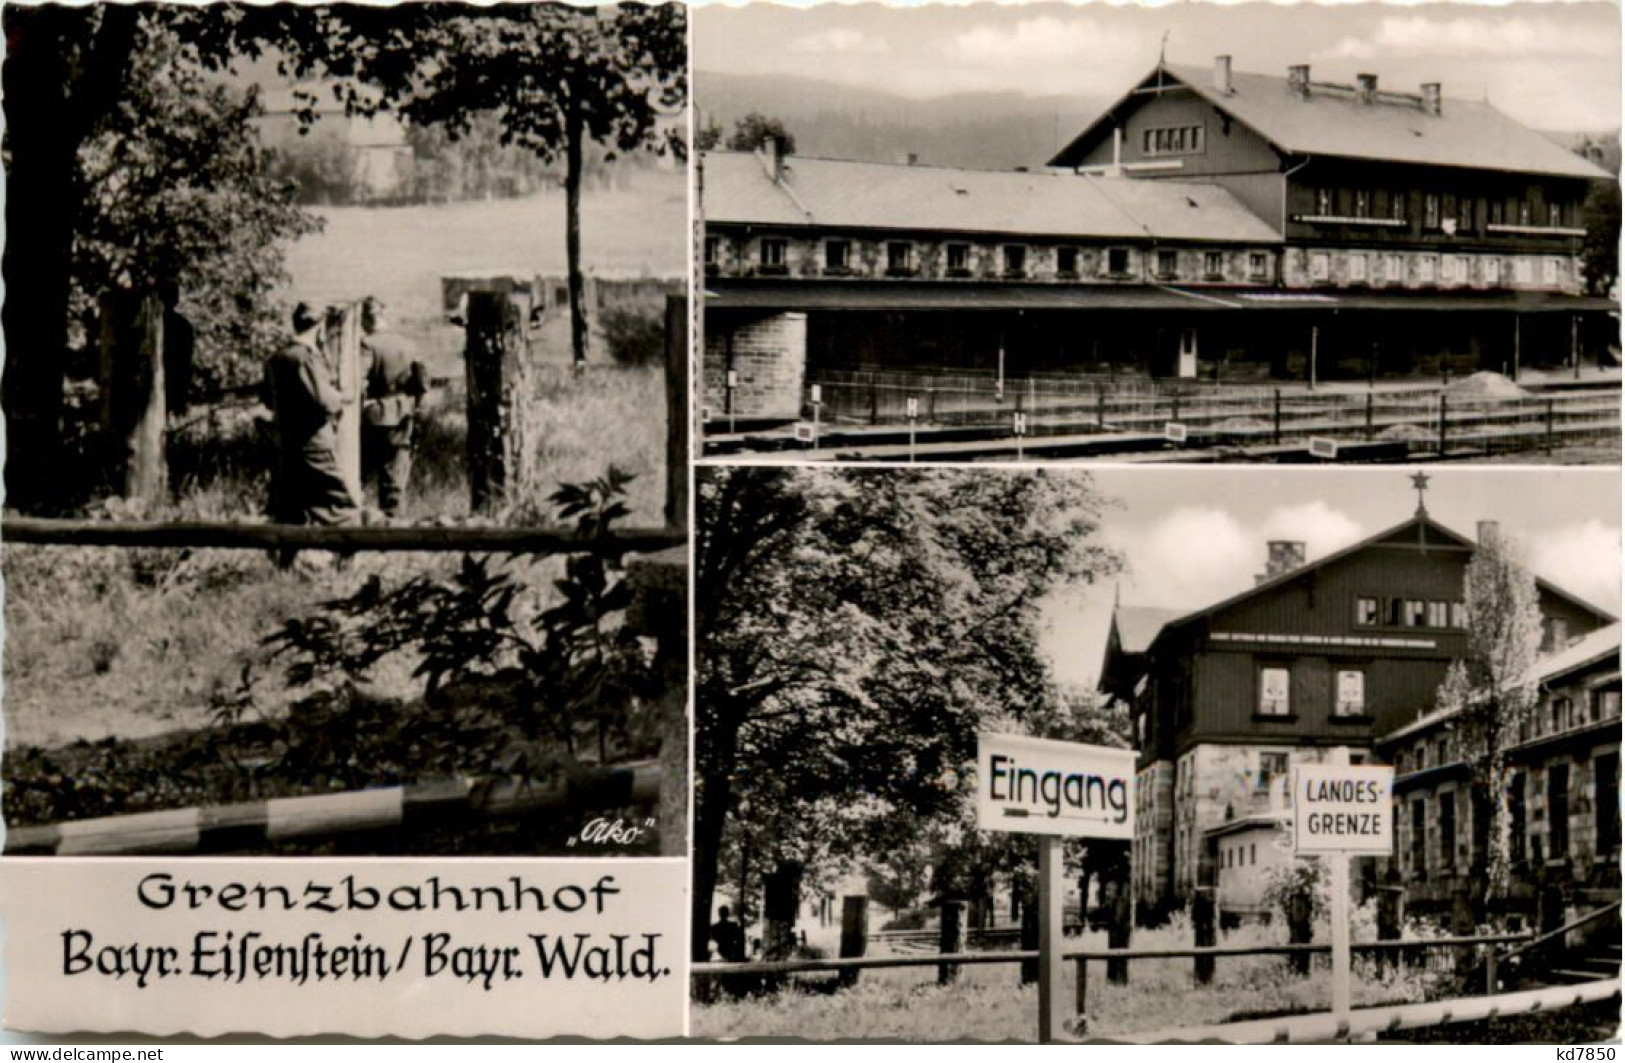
[[692, 916, 1449, 1042], [282, 168, 687, 330]]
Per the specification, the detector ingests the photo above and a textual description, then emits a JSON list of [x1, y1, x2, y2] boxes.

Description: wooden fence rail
[[1108, 977, 1620, 1045], [1, 518, 686, 555], [691, 931, 1530, 979], [5, 760, 660, 856]]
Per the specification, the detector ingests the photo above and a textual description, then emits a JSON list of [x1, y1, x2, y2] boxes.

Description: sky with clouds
[[1038, 466, 1621, 687], [694, 1, 1621, 130]]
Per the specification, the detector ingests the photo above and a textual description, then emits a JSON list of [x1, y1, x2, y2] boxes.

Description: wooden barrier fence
[[1108, 977, 1619, 1045], [5, 760, 660, 856]]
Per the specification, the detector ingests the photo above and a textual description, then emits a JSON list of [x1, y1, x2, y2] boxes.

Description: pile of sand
[[1443, 371, 1529, 400]]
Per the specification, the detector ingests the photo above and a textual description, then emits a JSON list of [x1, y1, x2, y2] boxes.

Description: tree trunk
[[564, 97, 588, 369], [691, 711, 739, 964], [463, 289, 531, 515], [98, 291, 167, 508], [762, 862, 803, 961], [3, 6, 141, 513]]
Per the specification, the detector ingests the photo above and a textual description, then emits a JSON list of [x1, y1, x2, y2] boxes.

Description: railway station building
[[1096, 498, 1616, 921], [701, 58, 1616, 426]]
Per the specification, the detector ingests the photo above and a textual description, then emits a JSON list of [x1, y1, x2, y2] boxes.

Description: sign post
[[977, 733, 1135, 1043], [811, 383, 823, 447], [1291, 749, 1394, 1025]]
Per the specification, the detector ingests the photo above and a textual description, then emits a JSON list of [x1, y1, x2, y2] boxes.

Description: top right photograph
[[695, 2, 1620, 465]]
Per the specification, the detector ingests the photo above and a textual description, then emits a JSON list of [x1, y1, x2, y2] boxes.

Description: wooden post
[[1377, 885, 1403, 973], [1020, 887, 1039, 984], [1038, 835, 1067, 1044], [464, 289, 533, 515], [1512, 314, 1522, 382], [1438, 393, 1449, 456], [938, 899, 965, 986], [1074, 956, 1089, 1019], [1365, 391, 1375, 440], [1328, 746, 1353, 1021], [1106, 880, 1131, 984], [323, 302, 363, 506], [1273, 388, 1283, 445], [1571, 314, 1581, 380], [838, 896, 868, 989], [663, 293, 687, 529], [1288, 891, 1314, 975], [1193, 886, 1217, 985], [1309, 324, 1318, 392], [98, 291, 167, 508]]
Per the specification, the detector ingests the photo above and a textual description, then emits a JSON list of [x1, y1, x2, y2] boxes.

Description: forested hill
[[696, 70, 1108, 171]]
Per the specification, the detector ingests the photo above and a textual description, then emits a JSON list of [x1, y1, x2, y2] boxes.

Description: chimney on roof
[[1256, 540, 1307, 584], [1420, 83, 1443, 117], [907, 152, 919, 166], [1357, 73, 1378, 105], [1213, 55, 1233, 95], [760, 136, 784, 182], [1477, 520, 1500, 549], [1288, 64, 1311, 100]]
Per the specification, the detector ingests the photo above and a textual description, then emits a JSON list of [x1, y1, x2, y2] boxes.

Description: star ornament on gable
[[1411, 471, 1431, 515]]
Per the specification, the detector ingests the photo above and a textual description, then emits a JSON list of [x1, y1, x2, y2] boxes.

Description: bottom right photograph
[[689, 463, 1620, 1043]]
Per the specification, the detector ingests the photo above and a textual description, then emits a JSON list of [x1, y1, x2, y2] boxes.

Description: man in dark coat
[[359, 296, 428, 517], [263, 302, 357, 532]]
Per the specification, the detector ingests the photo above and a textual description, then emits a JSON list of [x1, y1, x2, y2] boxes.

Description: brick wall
[[703, 312, 808, 422]]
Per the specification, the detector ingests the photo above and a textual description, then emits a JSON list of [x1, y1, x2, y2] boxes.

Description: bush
[[600, 305, 666, 367]]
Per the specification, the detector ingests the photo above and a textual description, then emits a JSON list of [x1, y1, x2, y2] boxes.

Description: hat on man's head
[[291, 302, 322, 333]]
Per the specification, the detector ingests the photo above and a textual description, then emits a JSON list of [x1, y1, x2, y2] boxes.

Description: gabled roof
[[1115, 605, 1185, 655], [1143, 510, 1616, 655], [1050, 63, 1610, 182], [1379, 623, 1620, 746], [702, 150, 1282, 244], [1535, 622, 1622, 687]]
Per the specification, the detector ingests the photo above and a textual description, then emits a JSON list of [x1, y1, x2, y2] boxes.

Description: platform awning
[[704, 281, 1248, 312], [705, 280, 1619, 315]]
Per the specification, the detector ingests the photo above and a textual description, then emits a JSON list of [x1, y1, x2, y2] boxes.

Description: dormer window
[[1203, 251, 1224, 278], [824, 239, 851, 272], [1249, 252, 1270, 280], [1107, 247, 1131, 276], [1157, 249, 1179, 278], [1056, 247, 1079, 277], [760, 237, 787, 270], [946, 243, 971, 276]]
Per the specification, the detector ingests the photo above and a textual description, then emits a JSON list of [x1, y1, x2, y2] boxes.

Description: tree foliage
[[692, 466, 1119, 957], [723, 112, 796, 155], [1582, 179, 1621, 298], [72, 22, 321, 399], [1436, 529, 1543, 906]]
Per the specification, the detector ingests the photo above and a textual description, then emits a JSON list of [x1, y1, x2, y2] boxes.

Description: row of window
[[1405, 754, 1621, 875], [1354, 596, 1467, 630], [1310, 189, 1573, 231], [1257, 665, 1367, 717], [1308, 252, 1563, 286], [709, 236, 1272, 280], [1143, 124, 1205, 157], [1393, 689, 1620, 776]]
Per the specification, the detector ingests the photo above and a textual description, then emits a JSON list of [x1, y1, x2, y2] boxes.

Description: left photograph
[[1, 1, 690, 858]]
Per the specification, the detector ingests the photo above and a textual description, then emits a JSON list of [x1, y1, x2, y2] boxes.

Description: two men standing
[[262, 297, 425, 533]]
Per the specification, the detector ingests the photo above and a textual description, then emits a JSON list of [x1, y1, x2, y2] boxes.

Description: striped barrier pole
[[5, 760, 659, 856]]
